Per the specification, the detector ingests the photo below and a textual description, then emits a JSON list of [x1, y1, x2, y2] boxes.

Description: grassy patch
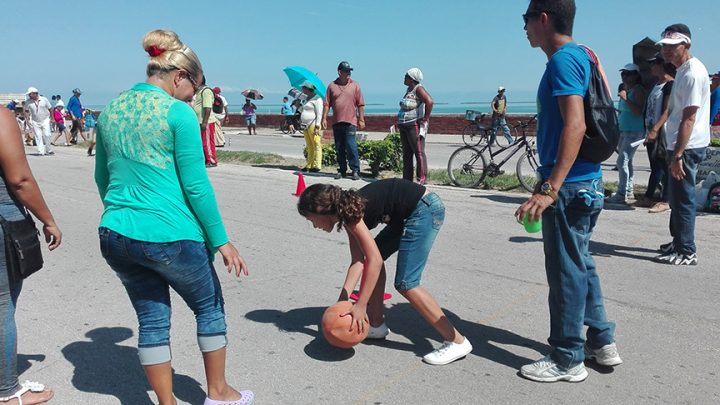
[[216, 150, 288, 165]]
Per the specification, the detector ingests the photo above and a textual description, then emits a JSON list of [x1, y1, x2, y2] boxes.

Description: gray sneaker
[[584, 342, 623, 366], [351, 171, 361, 181], [520, 356, 588, 383], [334, 172, 346, 180], [605, 193, 627, 205]]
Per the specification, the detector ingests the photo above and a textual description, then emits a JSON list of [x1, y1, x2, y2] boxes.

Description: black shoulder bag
[[1, 210, 44, 286], [578, 46, 620, 163]]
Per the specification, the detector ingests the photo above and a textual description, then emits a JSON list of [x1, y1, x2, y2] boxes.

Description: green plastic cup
[[521, 213, 542, 233]]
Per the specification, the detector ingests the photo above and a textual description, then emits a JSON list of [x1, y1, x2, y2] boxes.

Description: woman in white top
[[300, 81, 324, 172], [397, 68, 433, 185]]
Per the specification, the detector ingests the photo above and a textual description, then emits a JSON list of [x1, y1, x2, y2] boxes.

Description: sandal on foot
[[203, 390, 254, 405], [0, 381, 54, 405]]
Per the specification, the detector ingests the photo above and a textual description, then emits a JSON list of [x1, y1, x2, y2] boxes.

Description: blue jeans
[[616, 131, 645, 196], [374, 193, 444, 291], [667, 148, 706, 255], [0, 201, 25, 397], [491, 116, 513, 145], [99, 227, 228, 365], [332, 123, 360, 174], [541, 178, 616, 368]]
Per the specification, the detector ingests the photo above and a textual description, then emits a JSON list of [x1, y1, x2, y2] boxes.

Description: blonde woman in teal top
[[94, 29, 254, 405]]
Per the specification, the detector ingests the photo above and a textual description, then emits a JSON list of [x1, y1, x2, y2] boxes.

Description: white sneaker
[[584, 342, 622, 366], [422, 338, 472, 365], [520, 355, 588, 383], [367, 323, 389, 339]]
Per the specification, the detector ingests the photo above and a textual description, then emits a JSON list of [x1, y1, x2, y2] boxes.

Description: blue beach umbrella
[[283, 66, 326, 99]]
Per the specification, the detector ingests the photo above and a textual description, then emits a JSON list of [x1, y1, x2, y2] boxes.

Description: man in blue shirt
[[516, 0, 621, 383], [66, 88, 87, 144], [280, 96, 296, 134]]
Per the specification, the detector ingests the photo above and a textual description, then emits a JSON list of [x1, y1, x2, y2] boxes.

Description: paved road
[[220, 127, 651, 185], [15, 145, 719, 404]]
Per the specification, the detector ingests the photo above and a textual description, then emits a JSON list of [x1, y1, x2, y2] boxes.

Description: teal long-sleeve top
[[94, 83, 228, 248]]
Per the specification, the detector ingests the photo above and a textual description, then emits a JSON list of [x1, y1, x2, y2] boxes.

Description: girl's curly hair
[[297, 183, 366, 231]]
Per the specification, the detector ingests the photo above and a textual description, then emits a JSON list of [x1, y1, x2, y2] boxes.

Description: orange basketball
[[321, 301, 369, 348]]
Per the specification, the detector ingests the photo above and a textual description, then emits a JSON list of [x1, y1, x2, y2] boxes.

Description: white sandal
[[0, 381, 53, 405]]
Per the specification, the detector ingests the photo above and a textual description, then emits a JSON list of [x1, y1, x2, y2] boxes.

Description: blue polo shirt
[[536, 42, 602, 182], [67, 95, 83, 119], [281, 101, 293, 116]]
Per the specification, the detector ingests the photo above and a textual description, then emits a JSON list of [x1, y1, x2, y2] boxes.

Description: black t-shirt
[[358, 179, 425, 232]]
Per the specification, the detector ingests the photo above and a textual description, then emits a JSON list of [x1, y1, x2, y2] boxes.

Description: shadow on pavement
[[471, 194, 529, 205], [589, 240, 658, 260], [62, 327, 206, 404], [244, 308, 356, 362], [17, 354, 45, 375], [377, 303, 550, 370], [247, 303, 548, 370]]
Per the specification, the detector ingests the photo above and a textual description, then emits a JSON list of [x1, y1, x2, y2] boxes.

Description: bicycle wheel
[[280, 120, 290, 134], [461, 125, 484, 147], [516, 149, 540, 193], [447, 146, 487, 188]]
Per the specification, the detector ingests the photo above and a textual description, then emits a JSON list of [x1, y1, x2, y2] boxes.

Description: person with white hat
[[397, 67, 433, 184], [299, 80, 324, 172], [653, 23, 711, 266], [490, 86, 513, 146], [22, 87, 54, 156], [605, 63, 646, 205]]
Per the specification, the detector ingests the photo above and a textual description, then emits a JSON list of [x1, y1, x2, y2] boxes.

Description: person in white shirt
[[299, 81, 323, 172], [22, 87, 54, 156], [654, 23, 711, 266]]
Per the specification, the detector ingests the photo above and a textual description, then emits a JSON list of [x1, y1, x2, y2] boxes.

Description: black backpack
[[578, 46, 620, 163], [212, 92, 224, 114]]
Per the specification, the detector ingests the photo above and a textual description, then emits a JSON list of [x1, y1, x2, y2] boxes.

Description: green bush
[[711, 137, 720, 147], [305, 133, 402, 176]]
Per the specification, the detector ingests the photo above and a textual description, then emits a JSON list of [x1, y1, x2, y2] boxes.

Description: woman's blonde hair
[[142, 29, 203, 78]]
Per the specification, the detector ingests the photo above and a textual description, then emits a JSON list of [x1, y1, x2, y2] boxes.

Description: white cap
[[406, 67, 423, 82], [656, 31, 691, 46], [620, 63, 640, 72], [498, 86, 506, 92], [26, 86, 39, 94], [301, 80, 316, 90]]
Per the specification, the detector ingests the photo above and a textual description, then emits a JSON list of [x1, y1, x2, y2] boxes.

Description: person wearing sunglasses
[[653, 23, 711, 266], [516, 0, 621, 383], [94, 29, 254, 405]]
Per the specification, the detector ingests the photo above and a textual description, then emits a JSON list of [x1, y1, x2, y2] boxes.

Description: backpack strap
[[579, 44, 612, 99]]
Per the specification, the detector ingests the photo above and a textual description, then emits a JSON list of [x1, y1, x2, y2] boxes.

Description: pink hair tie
[[146, 45, 166, 57]]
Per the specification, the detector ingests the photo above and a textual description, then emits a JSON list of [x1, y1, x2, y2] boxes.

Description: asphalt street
[[14, 143, 718, 404]]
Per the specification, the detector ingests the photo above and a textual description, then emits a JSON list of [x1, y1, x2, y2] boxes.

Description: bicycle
[[447, 115, 539, 192], [461, 110, 514, 148]]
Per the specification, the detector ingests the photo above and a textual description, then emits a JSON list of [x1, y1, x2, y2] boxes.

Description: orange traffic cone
[[293, 172, 306, 197]]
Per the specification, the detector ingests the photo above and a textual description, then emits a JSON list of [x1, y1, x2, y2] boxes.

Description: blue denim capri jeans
[[374, 192, 445, 291], [99, 227, 227, 365]]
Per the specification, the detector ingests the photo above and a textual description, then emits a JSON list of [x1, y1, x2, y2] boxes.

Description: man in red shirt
[[322, 61, 365, 180]]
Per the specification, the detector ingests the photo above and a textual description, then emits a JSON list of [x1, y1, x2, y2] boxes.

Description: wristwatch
[[540, 182, 558, 202]]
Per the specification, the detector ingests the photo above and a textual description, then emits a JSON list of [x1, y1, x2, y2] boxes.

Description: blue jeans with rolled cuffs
[[99, 227, 227, 365], [374, 192, 444, 291], [541, 178, 616, 368], [616, 131, 645, 196]]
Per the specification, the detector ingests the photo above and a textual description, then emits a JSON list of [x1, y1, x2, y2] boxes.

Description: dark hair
[[663, 23, 691, 39], [528, 0, 576, 36], [297, 184, 366, 231], [621, 70, 641, 85], [283, 96, 288, 101], [201, 74, 207, 86]]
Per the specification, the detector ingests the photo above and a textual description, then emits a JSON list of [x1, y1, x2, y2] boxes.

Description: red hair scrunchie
[[146, 45, 166, 57]]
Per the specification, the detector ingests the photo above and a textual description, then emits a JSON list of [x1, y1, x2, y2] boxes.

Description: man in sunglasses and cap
[[322, 61, 365, 180], [654, 23, 711, 266]]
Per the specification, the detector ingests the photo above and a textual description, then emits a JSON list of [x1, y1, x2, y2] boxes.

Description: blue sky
[[1, 0, 718, 110]]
